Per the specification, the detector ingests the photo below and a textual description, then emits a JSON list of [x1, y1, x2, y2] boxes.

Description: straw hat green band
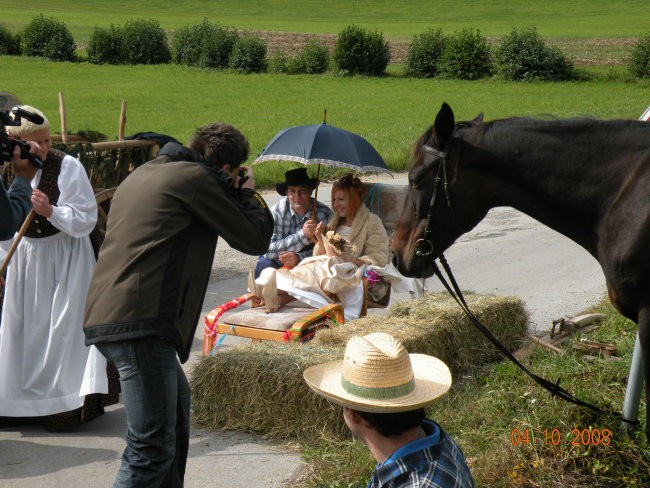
[[341, 376, 415, 400], [303, 333, 452, 413]]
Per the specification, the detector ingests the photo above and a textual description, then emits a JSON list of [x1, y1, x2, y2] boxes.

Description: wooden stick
[[308, 164, 322, 244], [0, 209, 35, 276], [58, 92, 68, 143], [311, 163, 321, 221], [528, 334, 563, 353], [92, 140, 156, 152], [118, 100, 127, 141]]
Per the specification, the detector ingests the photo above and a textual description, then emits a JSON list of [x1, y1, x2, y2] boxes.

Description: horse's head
[[392, 102, 486, 278]]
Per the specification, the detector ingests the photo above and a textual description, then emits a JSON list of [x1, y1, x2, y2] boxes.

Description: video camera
[[0, 106, 44, 168]]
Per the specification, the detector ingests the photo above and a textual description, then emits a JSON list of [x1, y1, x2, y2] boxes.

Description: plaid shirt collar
[[368, 421, 475, 488]]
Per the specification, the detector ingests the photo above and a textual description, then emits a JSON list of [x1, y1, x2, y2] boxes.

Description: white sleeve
[[48, 155, 98, 237]]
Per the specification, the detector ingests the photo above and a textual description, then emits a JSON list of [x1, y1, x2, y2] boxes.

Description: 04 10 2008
[[510, 427, 612, 447]]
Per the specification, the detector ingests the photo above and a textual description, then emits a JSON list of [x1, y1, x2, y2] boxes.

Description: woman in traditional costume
[[0, 106, 108, 430], [256, 173, 389, 320]]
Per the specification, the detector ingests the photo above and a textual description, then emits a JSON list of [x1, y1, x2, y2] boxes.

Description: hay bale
[[191, 292, 528, 441], [191, 342, 348, 441], [312, 292, 529, 375]]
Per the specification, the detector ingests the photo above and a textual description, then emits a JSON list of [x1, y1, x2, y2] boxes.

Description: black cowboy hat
[[276, 167, 319, 196]]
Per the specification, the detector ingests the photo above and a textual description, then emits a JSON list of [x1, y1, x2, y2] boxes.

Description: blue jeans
[[97, 337, 190, 488], [254, 256, 282, 278]]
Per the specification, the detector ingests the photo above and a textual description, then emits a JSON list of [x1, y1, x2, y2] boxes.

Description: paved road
[[0, 174, 607, 487]]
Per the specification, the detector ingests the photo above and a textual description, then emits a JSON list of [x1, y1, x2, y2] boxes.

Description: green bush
[[229, 35, 267, 73], [87, 25, 123, 64], [267, 51, 289, 73], [333, 25, 390, 76], [20, 14, 75, 61], [121, 19, 170, 65], [405, 28, 446, 78], [495, 26, 574, 81], [438, 28, 492, 80], [0, 24, 20, 55], [288, 39, 329, 74], [630, 32, 650, 78], [172, 18, 238, 69]]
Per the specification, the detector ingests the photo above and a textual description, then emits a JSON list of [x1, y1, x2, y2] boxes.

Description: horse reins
[[414, 135, 637, 425]]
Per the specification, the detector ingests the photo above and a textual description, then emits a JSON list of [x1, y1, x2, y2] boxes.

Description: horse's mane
[[410, 114, 647, 168], [487, 115, 643, 131]]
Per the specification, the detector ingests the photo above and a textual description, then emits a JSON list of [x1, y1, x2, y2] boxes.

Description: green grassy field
[[1, 0, 649, 41], [2, 56, 649, 182]]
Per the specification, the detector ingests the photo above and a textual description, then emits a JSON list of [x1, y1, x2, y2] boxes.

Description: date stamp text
[[510, 427, 611, 447]]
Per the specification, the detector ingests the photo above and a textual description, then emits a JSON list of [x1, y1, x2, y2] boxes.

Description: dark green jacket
[[83, 143, 273, 362]]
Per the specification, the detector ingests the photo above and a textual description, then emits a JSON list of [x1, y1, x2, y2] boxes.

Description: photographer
[[84, 122, 273, 487], [0, 143, 39, 240]]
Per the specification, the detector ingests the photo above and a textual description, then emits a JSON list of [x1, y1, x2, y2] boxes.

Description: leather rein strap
[[414, 143, 452, 258], [415, 137, 634, 424]]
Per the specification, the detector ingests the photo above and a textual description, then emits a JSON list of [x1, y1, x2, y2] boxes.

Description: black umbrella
[[253, 112, 390, 219], [254, 122, 389, 173]]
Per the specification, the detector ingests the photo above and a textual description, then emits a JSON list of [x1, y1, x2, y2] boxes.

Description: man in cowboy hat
[[304, 332, 475, 488], [254, 167, 333, 278]]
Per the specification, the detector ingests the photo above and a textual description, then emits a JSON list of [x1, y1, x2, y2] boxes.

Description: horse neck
[[459, 122, 645, 253]]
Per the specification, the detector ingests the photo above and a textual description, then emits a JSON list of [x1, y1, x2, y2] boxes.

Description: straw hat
[[303, 332, 452, 413]]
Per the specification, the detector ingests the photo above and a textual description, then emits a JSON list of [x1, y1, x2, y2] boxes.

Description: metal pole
[[623, 108, 650, 429], [621, 332, 645, 430]]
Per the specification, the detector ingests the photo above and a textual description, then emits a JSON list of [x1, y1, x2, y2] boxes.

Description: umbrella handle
[[311, 163, 321, 221], [309, 164, 322, 243], [1, 209, 35, 276]]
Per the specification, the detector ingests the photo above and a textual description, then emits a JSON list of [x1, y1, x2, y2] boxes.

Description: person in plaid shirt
[[254, 167, 332, 278], [304, 332, 475, 488]]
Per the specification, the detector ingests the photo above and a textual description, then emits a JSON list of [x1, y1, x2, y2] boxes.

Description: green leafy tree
[[406, 29, 446, 78], [21, 14, 75, 61], [229, 35, 267, 73], [630, 32, 650, 78], [495, 26, 574, 81], [438, 28, 492, 80], [333, 25, 390, 76]]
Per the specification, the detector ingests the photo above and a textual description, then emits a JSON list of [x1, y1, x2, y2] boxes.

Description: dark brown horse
[[392, 102, 650, 438]]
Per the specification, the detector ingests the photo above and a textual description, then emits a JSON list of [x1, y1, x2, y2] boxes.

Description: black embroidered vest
[[25, 149, 65, 238]]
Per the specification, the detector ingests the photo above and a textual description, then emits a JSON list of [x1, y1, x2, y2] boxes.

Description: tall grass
[[2, 56, 648, 186], [1, 0, 649, 41]]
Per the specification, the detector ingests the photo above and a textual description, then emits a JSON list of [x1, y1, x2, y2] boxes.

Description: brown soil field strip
[[241, 30, 636, 66]]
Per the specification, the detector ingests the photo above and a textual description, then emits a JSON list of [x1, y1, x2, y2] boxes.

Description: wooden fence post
[[115, 100, 128, 180], [118, 100, 127, 141], [58, 92, 67, 143]]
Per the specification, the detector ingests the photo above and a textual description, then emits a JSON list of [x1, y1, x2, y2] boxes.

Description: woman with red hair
[[314, 173, 388, 267], [256, 173, 389, 320]]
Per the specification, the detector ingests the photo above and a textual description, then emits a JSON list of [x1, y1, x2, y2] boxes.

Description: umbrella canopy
[[253, 122, 390, 174]]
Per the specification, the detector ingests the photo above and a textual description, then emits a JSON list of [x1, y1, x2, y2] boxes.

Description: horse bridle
[[413, 136, 454, 258]]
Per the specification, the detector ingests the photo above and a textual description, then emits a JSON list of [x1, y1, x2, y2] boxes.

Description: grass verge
[[2, 56, 649, 190], [299, 300, 649, 487]]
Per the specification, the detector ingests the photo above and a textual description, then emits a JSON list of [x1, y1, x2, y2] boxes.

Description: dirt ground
[[242, 29, 635, 66]]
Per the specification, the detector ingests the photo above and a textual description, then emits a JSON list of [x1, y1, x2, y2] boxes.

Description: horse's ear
[[434, 102, 455, 146], [472, 112, 484, 123]]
